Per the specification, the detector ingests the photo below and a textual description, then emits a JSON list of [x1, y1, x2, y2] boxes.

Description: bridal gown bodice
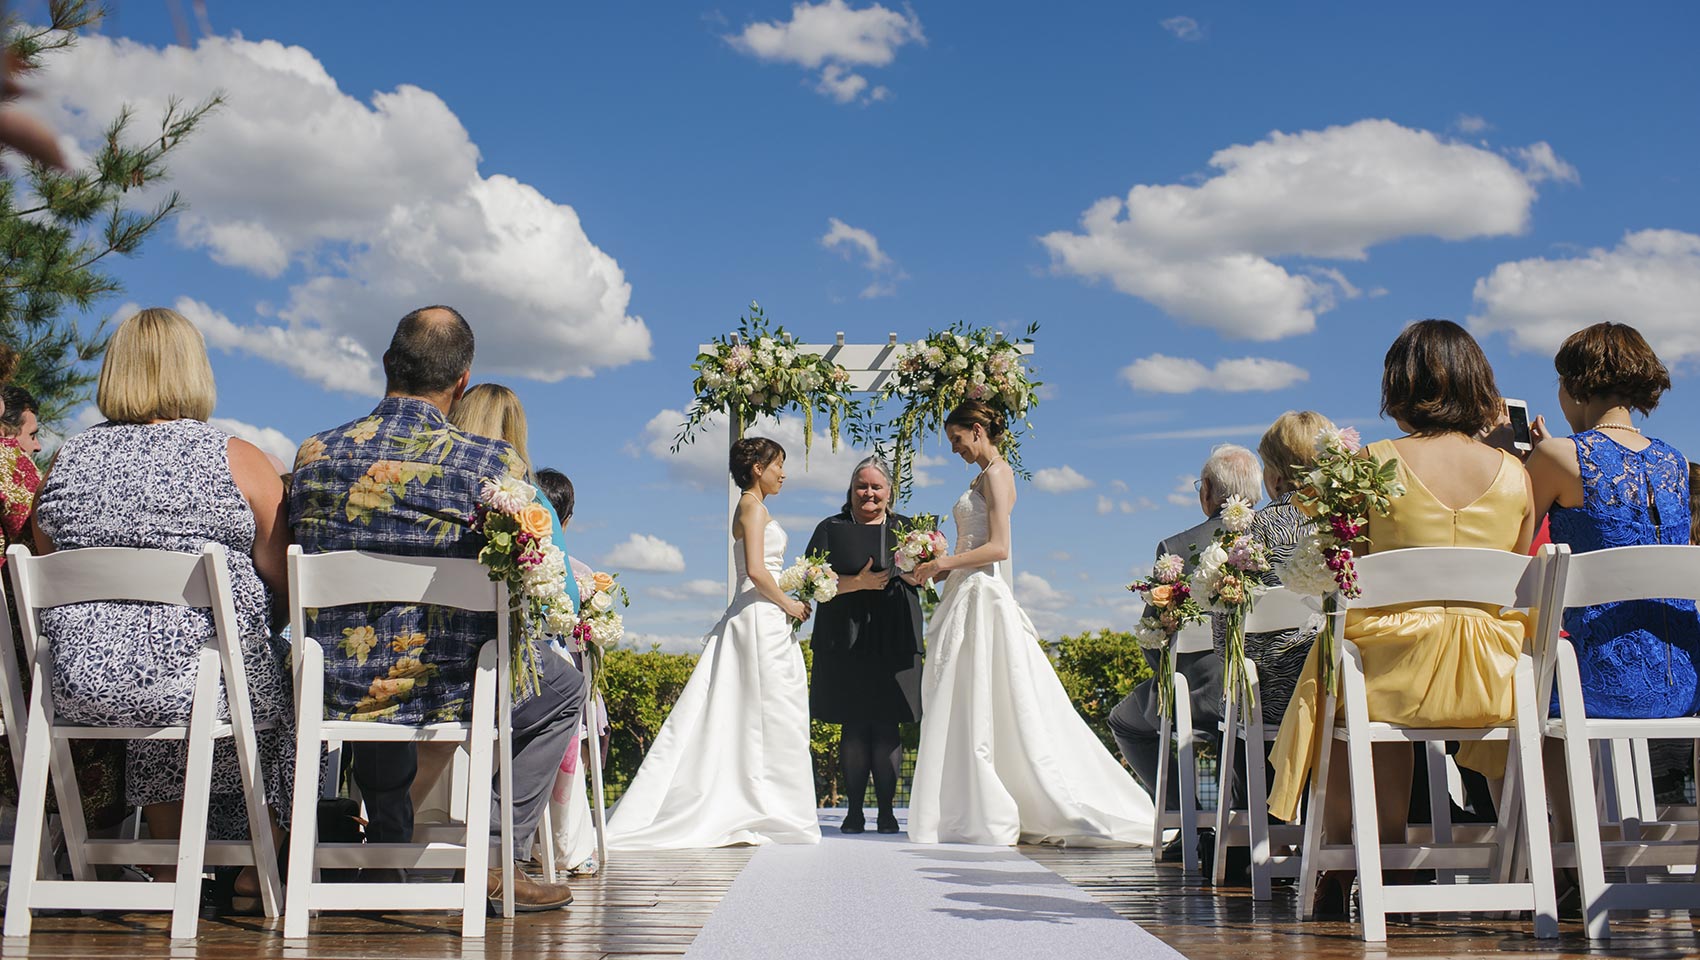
[[605, 516, 820, 849], [907, 481, 1154, 847], [736, 519, 786, 590]]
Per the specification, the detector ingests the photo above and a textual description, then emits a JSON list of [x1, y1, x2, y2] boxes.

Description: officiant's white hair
[[1200, 443, 1261, 506], [843, 456, 895, 515]]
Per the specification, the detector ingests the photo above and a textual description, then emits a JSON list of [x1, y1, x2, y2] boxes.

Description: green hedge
[[599, 629, 1151, 805]]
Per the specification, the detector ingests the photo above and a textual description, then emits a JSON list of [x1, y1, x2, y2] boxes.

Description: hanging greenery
[[876, 321, 1041, 497], [672, 302, 867, 461]]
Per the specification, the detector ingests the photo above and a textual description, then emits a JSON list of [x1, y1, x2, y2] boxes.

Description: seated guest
[[1526, 321, 1699, 718], [537, 468, 592, 584], [32, 307, 295, 898], [449, 383, 579, 615], [1246, 410, 1334, 725], [1268, 319, 1533, 913], [290, 305, 583, 912], [0, 385, 41, 560], [1109, 443, 1261, 851]]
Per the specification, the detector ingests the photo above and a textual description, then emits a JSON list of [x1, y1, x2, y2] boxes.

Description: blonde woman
[[32, 307, 294, 907]]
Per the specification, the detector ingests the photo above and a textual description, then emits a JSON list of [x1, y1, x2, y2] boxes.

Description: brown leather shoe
[[486, 866, 573, 913]]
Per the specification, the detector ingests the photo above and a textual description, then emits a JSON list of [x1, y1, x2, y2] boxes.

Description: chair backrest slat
[[288, 548, 503, 614], [1245, 586, 1316, 634], [6, 544, 217, 609], [1560, 545, 1700, 607], [1348, 547, 1542, 610]]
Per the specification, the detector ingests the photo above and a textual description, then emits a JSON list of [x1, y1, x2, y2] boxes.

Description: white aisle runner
[[682, 812, 1183, 960]]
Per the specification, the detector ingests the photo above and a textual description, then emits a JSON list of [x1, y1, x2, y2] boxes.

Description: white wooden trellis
[[697, 331, 1035, 601]]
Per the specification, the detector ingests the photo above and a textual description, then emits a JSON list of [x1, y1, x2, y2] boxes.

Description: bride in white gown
[[606, 437, 821, 849], [905, 400, 1155, 846]]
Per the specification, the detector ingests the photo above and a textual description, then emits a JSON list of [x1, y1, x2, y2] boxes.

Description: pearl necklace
[[1596, 422, 1641, 435]]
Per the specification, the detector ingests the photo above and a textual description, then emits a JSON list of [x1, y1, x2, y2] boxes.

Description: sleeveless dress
[[907, 485, 1155, 845], [1547, 430, 1700, 718], [32, 419, 295, 836], [605, 518, 820, 848], [1268, 441, 1529, 821]]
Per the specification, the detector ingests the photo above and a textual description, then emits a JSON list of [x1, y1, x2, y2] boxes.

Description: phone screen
[[1506, 402, 1531, 450]]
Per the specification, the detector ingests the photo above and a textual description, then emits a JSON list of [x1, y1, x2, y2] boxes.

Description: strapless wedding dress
[[907, 487, 1155, 846], [606, 519, 821, 848]]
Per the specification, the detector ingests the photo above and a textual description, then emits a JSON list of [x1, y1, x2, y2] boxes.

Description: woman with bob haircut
[[1526, 322, 1699, 718], [1268, 319, 1534, 914], [31, 307, 295, 907], [607, 436, 821, 849]]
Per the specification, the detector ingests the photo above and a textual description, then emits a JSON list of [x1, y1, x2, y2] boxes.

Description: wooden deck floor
[[0, 845, 1696, 959]]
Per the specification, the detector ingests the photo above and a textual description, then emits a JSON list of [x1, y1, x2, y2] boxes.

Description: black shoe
[[840, 810, 866, 835], [875, 811, 899, 834]]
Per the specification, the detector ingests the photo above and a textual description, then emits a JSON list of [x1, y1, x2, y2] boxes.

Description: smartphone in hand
[[1502, 397, 1532, 452]]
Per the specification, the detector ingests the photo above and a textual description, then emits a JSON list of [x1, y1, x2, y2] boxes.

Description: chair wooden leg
[[1212, 682, 1240, 888], [1513, 657, 1558, 939], [1557, 646, 1611, 939], [1297, 685, 1337, 921], [1340, 642, 1386, 943], [1245, 673, 1274, 902], [1424, 741, 1457, 884], [3, 679, 59, 937], [1174, 673, 1199, 876], [169, 646, 223, 940], [284, 645, 325, 940], [539, 802, 557, 880], [219, 637, 282, 919], [461, 642, 498, 939], [498, 663, 516, 920], [1153, 697, 1174, 852], [46, 735, 91, 883]]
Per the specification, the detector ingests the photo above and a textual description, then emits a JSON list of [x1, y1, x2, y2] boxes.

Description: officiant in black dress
[[806, 456, 924, 835]]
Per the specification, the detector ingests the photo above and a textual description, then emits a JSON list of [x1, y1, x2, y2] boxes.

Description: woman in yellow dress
[[1267, 319, 1535, 912]]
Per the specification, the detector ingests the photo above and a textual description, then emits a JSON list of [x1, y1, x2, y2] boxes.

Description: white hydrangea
[[589, 612, 624, 646], [777, 562, 806, 593], [1278, 534, 1337, 597], [1134, 618, 1170, 651]]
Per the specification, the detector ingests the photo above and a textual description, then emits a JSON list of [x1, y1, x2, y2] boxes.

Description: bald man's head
[[383, 305, 475, 397]]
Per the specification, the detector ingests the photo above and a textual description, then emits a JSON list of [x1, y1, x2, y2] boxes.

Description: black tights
[[840, 722, 902, 815]]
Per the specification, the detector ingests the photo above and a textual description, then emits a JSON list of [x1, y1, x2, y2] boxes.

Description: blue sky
[[28, 1, 1700, 647]]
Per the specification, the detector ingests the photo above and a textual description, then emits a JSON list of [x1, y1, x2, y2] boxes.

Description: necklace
[[1596, 422, 1641, 435]]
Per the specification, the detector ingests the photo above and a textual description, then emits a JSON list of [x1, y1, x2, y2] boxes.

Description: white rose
[[590, 590, 615, 612]]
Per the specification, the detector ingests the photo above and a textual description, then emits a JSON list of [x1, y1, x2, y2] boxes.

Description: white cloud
[[640, 407, 941, 493], [1040, 119, 1570, 339], [821, 217, 904, 297], [1167, 474, 1198, 507], [1016, 572, 1073, 611], [1096, 493, 1155, 515], [1160, 16, 1202, 41], [1470, 229, 1700, 362], [1096, 495, 1116, 516], [1108, 479, 1129, 493], [603, 534, 688, 573], [650, 578, 729, 602], [726, 1, 924, 105], [209, 417, 297, 466], [1455, 113, 1490, 134], [37, 33, 650, 396], [1121, 354, 1309, 393], [1031, 465, 1093, 494]]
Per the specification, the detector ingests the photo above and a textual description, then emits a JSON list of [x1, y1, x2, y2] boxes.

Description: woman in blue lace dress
[[1527, 321, 1700, 719]]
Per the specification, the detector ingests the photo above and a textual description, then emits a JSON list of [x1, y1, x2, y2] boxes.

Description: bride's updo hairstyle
[[944, 399, 1006, 442], [730, 436, 786, 490]]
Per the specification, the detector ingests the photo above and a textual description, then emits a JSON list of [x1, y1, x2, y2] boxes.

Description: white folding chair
[[1533, 543, 1700, 939], [1151, 621, 1213, 875], [283, 546, 514, 939], [0, 567, 27, 868], [536, 653, 609, 878], [1212, 586, 1314, 898], [3, 543, 282, 940], [1296, 546, 1559, 942]]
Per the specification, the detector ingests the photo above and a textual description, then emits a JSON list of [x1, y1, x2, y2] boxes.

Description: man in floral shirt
[[290, 305, 581, 911]]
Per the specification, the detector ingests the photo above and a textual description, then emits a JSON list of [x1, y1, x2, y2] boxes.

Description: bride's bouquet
[[472, 475, 578, 696], [1192, 495, 1272, 706], [893, 514, 948, 602], [573, 569, 630, 700], [776, 549, 838, 632], [1127, 553, 1207, 720], [1285, 426, 1403, 694]]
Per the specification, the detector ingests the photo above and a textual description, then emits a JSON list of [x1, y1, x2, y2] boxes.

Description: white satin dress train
[[907, 487, 1155, 846], [606, 519, 821, 849]]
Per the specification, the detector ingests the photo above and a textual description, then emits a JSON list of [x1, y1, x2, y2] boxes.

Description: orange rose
[[592, 571, 616, 594], [1148, 584, 1174, 606], [518, 502, 553, 539]]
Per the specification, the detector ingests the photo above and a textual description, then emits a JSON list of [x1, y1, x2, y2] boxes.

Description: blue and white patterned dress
[[33, 418, 295, 836], [1547, 430, 1700, 718]]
